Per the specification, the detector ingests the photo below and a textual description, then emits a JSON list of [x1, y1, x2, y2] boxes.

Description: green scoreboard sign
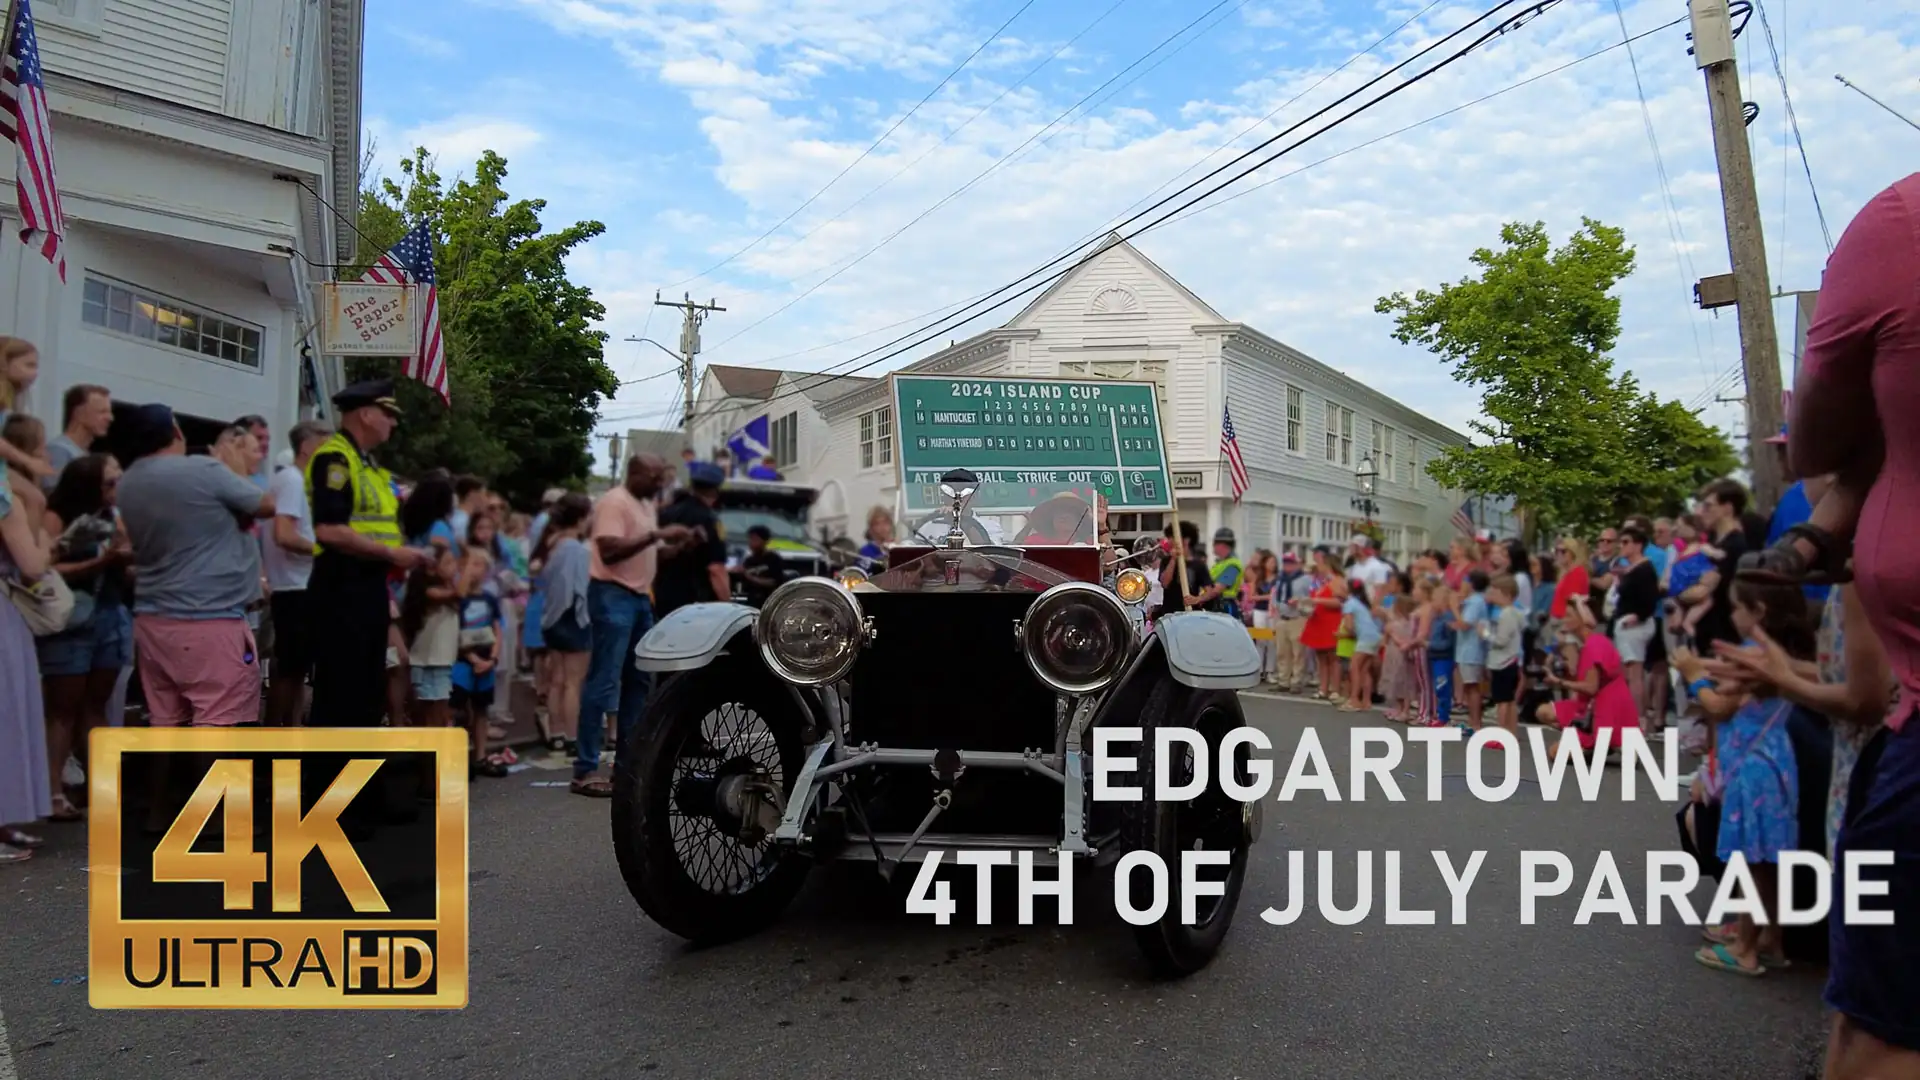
[[892, 374, 1175, 514]]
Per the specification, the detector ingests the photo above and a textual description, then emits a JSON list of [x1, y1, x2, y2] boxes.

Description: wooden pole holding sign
[[1149, 380, 1192, 606]]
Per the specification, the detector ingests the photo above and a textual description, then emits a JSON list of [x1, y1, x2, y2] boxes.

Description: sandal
[[1694, 943, 1764, 976], [2, 827, 42, 849], [1736, 522, 1853, 586], [570, 777, 613, 798], [0, 842, 31, 864], [1701, 923, 1737, 946], [48, 794, 83, 823]]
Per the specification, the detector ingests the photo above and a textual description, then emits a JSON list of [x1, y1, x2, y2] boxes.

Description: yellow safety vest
[[303, 430, 403, 554]]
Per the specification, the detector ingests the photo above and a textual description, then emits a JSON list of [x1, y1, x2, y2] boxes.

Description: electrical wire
[[1753, 0, 1831, 253], [744, 0, 1134, 271], [699, 0, 1248, 354], [676, 0, 1592, 427], [661, 0, 1045, 291], [696, 0, 1447, 376], [1609, 0, 1714, 397]]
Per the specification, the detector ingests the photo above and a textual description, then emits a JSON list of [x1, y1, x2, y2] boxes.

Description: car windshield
[[900, 492, 1099, 548], [853, 546, 1085, 595], [719, 506, 811, 544]]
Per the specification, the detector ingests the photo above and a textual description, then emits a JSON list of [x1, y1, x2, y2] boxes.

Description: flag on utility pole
[[2, 0, 67, 282]]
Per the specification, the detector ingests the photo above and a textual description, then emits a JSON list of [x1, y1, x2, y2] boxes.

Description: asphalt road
[[0, 693, 1833, 1080]]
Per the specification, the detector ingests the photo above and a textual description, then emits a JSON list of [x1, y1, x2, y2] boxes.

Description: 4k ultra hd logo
[[87, 729, 469, 1009]]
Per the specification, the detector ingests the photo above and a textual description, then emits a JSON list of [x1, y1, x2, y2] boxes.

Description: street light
[[1351, 455, 1379, 523]]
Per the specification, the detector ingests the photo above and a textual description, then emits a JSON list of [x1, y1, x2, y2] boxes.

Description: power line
[[694, 0, 1445, 376], [1753, 0, 1831, 253], [700, 0, 1248, 354], [744, 0, 1134, 272], [1609, 0, 1713, 396], [676, 0, 1597, 428], [661, 0, 1044, 290]]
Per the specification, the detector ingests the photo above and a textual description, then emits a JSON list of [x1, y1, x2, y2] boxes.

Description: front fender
[[633, 602, 757, 673], [1153, 611, 1262, 690]]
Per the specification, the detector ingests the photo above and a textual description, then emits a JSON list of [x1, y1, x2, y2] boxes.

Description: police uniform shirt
[[655, 492, 728, 614], [307, 431, 390, 583]]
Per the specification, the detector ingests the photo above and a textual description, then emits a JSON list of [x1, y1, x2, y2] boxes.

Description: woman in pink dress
[[1787, 172, 1920, 1078], [1535, 600, 1637, 751]]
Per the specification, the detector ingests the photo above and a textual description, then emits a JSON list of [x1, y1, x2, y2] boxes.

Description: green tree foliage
[[1374, 219, 1736, 535], [348, 148, 618, 507]]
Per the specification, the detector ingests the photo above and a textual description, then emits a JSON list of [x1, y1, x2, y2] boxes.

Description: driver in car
[[1019, 492, 1093, 545]]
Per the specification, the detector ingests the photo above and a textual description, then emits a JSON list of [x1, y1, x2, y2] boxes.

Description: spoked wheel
[[1122, 677, 1257, 978], [612, 657, 813, 944]]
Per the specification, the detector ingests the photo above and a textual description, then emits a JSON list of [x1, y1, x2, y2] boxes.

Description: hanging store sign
[[321, 283, 415, 355], [1171, 471, 1204, 490]]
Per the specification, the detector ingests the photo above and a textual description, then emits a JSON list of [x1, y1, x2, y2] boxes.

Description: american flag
[[360, 220, 446, 403], [1450, 499, 1474, 537], [2, 0, 66, 282], [1220, 399, 1249, 502]]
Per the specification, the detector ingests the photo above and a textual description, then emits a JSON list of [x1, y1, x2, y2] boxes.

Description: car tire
[[1122, 675, 1254, 978], [611, 655, 813, 944]]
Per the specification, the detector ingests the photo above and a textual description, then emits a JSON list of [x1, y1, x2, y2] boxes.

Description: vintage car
[[611, 469, 1266, 976]]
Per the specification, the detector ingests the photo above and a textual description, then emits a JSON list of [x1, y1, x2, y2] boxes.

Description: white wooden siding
[[225, 0, 320, 134], [42, 0, 233, 113], [1014, 243, 1216, 458]]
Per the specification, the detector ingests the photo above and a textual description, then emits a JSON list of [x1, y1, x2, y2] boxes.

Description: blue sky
[[362, 0, 1920, 468]]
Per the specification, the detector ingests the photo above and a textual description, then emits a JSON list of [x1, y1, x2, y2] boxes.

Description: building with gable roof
[[773, 235, 1483, 563], [1, 0, 365, 453]]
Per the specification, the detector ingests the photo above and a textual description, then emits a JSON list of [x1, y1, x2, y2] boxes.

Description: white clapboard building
[[712, 235, 1479, 564], [2, 0, 364, 448]]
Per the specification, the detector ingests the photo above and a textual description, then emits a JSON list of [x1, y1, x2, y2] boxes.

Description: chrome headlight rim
[[756, 576, 865, 686], [1021, 580, 1136, 696], [836, 566, 870, 588]]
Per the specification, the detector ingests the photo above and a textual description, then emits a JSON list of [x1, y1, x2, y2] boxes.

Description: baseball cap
[[1282, 551, 1299, 563], [688, 461, 726, 488]]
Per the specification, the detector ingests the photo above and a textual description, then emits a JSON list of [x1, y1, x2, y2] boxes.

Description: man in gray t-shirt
[[116, 404, 277, 727], [120, 451, 271, 619]]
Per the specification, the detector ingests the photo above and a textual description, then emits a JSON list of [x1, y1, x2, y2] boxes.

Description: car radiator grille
[[846, 592, 1059, 754]]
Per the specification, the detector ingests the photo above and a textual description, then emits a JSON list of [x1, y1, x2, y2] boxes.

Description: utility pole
[[1689, 0, 1786, 510], [653, 291, 725, 444]]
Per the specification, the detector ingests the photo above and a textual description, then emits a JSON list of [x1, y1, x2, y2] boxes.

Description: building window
[[771, 411, 798, 469], [859, 406, 892, 469], [1057, 358, 1170, 409], [1408, 438, 1421, 489], [1285, 386, 1302, 452], [1324, 404, 1353, 466], [82, 275, 263, 372], [1381, 425, 1397, 483], [1320, 518, 1348, 544]]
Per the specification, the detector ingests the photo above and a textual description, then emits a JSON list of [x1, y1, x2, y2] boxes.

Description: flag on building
[[360, 220, 446, 403], [728, 414, 770, 471], [1450, 499, 1474, 537], [1220, 399, 1249, 503], [2, 0, 67, 282]]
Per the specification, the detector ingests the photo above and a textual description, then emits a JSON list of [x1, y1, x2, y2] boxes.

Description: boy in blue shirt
[[452, 547, 507, 777], [1452, 570, 1492, 730]]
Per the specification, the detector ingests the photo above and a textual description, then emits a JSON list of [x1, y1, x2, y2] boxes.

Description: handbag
[[5, 570, 76, 636]]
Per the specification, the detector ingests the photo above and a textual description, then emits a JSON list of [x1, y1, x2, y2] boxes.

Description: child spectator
[[1486, 575, 1526, 735], [452, 548, 507, 778], [1426, 581, 1456, 723], [739, 524, 782, 607], [1340, 580, 1380, 713], [1453, 570, 1491, 730], [399, 546, 460, 732]]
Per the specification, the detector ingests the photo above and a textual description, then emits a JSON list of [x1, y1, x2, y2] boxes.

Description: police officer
[[1211, 527, 1244, 620], [306, 378, 424, 726]]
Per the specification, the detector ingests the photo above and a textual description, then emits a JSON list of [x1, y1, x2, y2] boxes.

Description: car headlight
[[1021, 581, 1136, 695], [1114, 567, 1150, 605], [757, 577, 866, 685], [836, 567, 869, 588]]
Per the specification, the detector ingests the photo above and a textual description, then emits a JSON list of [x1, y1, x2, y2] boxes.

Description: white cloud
[[391, 1, 1920, 446]]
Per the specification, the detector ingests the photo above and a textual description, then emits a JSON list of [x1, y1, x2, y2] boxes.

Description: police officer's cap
[[332, 378, 402, 416], [688, 461, 726, 489], [1213, 527, 1236, 546]]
